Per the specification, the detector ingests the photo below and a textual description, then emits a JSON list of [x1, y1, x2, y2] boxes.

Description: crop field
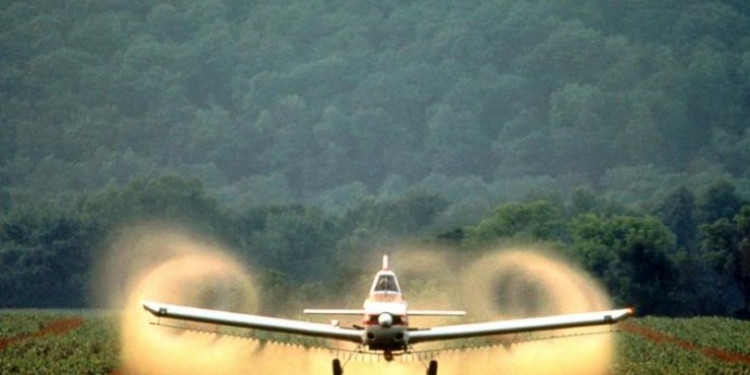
[[0, 311, 118, 374], [0, 310, 748, 375], [613, 318, 750, 374]]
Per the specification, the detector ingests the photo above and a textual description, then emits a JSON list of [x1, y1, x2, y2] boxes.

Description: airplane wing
[[143, 301, 631, 348], [408, 308, 632, 344], [303, 309, 365, 315], [142, 300, 363, 343]]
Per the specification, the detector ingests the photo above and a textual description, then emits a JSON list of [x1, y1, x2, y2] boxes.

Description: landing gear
[[426, 360, 438, 375], [332, 359, 343, 375]]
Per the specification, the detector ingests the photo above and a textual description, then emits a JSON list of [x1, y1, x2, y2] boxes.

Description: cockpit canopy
[[371, 271, 401, 294]]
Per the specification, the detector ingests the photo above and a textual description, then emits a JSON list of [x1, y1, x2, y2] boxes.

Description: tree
[[313, 106, 355, 189], [655, 187, 697, 250], [78, 175, 223, 233], [671, 2, 749, 48], [571, 214, 676, 314], [348, 107, 393, 187], [696, 180, 746, 224], [68, 11, 129, 58], [706, 129, 750, 177], [343, 190, 448, 238], [546, 83, 613, 178], [735, 206, 750, 315], [147, 4, 192, 43], [616, 88, 686, 167], [493, 109, 549, 177], [426, 104, 488, 176], [681, 39, 742, 152], [266, 95, 319, 196], [569, 188, 599, 216], [0, 206, 89, 307], [493, 1, 560, 70], [243, 205, 342, 282], [467, 200, 566, 242], [184, 18, 236, 107], [699, 205, 750, 315], [175, 104, 234, 164], [514, 20, 608, 91]]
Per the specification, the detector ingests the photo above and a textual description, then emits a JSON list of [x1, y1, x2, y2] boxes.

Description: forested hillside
[[1, 0, 750, 316], [1, 175, 748, 317], [2, 0, 750, 210]]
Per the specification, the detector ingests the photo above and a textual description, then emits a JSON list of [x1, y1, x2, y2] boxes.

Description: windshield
[[374, 274, 399, 292]]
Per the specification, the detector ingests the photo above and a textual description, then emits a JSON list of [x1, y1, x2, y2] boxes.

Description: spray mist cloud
[[96, 228, 616, 375]]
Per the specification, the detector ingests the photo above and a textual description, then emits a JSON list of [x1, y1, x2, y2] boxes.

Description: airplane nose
[[378, 313, 393, 328]]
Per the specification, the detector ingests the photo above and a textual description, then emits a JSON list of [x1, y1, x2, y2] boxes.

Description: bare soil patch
[[0, 317, 84, 351]]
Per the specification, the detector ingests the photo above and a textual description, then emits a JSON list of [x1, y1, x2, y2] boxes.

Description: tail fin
[[382, 255, 389, 270]]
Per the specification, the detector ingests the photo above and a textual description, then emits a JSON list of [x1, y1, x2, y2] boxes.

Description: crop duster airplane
[[143, 255, 633, 375]]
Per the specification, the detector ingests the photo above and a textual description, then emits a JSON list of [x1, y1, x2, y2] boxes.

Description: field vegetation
[[0, 311, 747, 374], [614, 317, 750, 374], [634, 316, 750, 356], [0, 311, 118, 374]]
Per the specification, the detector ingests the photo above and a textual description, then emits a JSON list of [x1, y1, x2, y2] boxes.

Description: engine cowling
[[378, 313, 393, 328]]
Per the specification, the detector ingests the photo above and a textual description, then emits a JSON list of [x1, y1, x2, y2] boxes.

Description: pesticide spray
[[97, 228, 615, 375]]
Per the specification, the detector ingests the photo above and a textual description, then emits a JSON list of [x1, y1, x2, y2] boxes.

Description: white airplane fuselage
[[361, 268, 409, 357], [143, 254, 633, 371]]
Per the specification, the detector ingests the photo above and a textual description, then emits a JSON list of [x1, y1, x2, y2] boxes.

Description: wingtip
[[142, 300, 158, 313]]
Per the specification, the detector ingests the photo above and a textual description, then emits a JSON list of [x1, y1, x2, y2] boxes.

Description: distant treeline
[[0, 175, 748, 318], [1, 0, 750, 214], [2, 0, 750, 317]]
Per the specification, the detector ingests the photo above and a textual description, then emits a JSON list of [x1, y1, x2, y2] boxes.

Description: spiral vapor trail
[[96, 229, 615, 375], [381, 246, 613, 375], [96, 226, 331, 375], [448, 248, 614, 375]]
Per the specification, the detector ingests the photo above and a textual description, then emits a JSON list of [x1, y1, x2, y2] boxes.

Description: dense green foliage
[[1, 0, 750, 210], [2, 1, 750, 317], [461, 181, 750, 316], [1, 175, 749, 318]]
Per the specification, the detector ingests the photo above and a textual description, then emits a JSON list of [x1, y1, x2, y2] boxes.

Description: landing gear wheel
[[332, 359, 343, 375], [426, 360, 438, 375]]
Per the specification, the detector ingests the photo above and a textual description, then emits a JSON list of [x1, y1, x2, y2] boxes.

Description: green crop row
[[613, 317, 750, 375], [0, 312, 118, 375], [0, 311, 68, 339], [636, 316, 750, 356], [612, 330, 750, 375], [1, 311, 748, 374]]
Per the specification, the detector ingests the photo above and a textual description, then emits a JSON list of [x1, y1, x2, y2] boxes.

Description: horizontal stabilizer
[[303, 309, 365, 315], [408, 310, 467, 316]]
